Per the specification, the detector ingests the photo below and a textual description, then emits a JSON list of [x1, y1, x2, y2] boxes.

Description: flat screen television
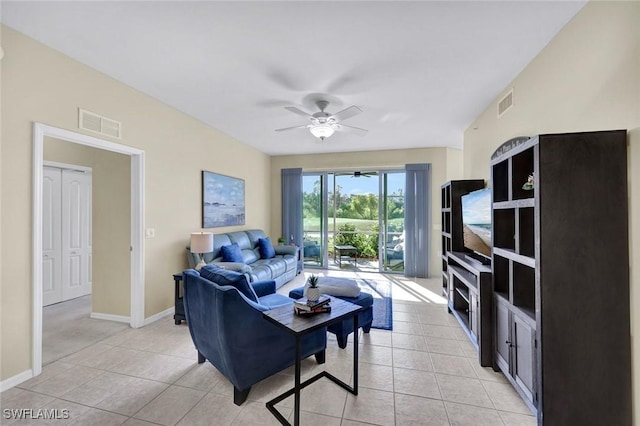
[[461, 187, 492, 260]]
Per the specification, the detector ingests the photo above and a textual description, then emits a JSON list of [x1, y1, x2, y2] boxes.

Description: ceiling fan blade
[[331, 105, 363, 122], [275, 124, 308, 132], [336, 123, 368, 136], [285, 106, 314, 119]]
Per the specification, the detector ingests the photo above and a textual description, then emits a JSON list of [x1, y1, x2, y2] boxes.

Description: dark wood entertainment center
[[442, 130, 631, 424], [447, 251, 492, 367], [490, 130, 631, 425], [441, 180, 490, 367], [440, 180, 484, 296]]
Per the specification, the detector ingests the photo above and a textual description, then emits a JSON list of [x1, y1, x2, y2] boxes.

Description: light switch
[[145, 228, 156, 238]]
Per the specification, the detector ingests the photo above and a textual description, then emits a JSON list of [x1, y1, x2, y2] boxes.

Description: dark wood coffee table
[[262, 296, 362, 426]]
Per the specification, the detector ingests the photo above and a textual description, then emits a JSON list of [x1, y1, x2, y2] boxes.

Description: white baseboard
[[90, 312, 131, 323], [90, 307, 174, 327], [143, 307, 175, 326], [0, 369, 33, 392]]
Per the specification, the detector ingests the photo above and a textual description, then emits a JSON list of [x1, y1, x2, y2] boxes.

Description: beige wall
[[270, 147, 462, 278], [463, 1, 640, 420], [44, 137, 131, 316], [445, 147, 464, 181], [0, 26, 271, 381]]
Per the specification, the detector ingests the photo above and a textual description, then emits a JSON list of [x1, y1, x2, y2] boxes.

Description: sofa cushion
[[257, 237, 276, 259], [250, 264, 273, 282], [253, 258, 286, 278], [221, 243, 243, 263], [228, 231, 253, 250], [200, 264, 258, 303]]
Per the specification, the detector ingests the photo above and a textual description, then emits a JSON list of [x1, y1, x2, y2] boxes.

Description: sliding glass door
[[303, 169, 406, 273]]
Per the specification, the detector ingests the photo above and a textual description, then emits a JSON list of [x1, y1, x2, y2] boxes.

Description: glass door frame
[[378, 169, 406, 274], [302, 172, 329, 269]]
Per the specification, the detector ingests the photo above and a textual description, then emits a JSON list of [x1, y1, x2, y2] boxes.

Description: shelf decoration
[[522, 173, 535, 191]]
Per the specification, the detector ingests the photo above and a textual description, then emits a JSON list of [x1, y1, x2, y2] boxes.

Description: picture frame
[[202, 171, 245, 228]]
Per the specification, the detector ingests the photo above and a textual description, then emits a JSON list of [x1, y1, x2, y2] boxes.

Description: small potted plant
[[277, 236, 286, 245], [306, 274, 321, 302], [522, 173, 535, 190]]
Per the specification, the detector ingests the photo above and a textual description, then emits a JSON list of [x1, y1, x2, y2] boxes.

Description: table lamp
[[190, 232, 213, 271]]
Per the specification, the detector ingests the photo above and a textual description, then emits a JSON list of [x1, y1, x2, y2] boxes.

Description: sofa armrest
[[211, 262, 252, 274], [274, 245, 298, 256], [251, 280, 276, 298]]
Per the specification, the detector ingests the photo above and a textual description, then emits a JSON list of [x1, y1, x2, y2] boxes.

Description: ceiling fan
[[275, 100, 368, 141], [352, 171, 376, 178]]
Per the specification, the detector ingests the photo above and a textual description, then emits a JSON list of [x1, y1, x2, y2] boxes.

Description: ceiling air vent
[[78, 108, 122, 139], [497, 88, 514, 118]]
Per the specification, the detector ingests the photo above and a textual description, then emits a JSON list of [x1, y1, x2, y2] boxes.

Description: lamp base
[[195, 258, 207, 271]]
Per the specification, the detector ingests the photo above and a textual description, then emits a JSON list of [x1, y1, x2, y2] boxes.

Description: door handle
[[505, 340, 514, 348]]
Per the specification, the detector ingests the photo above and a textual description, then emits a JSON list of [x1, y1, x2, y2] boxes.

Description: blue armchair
[[182, 266, 327, 405]]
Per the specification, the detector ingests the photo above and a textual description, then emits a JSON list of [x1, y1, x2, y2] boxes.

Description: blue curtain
[[281, 168, 303, 249], [404, 163, 431, 278]]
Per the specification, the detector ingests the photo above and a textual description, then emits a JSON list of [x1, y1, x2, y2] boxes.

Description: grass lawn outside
[[303, 217, 403, 232]]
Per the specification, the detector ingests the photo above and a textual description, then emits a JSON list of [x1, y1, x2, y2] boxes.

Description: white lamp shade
[[190, 232, 213, 254]]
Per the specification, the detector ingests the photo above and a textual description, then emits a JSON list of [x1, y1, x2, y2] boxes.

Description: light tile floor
[[1, 271, 536, 425]]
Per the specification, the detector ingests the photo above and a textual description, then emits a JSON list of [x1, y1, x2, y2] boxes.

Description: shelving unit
[[447, 252, 492, 366], [490, 130, 631, 425], [440, 180, 484, 296]]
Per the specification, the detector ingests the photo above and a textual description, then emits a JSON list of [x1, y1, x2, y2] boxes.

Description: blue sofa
[[183, 265, 327, 405], [187, 229, 299, 288]]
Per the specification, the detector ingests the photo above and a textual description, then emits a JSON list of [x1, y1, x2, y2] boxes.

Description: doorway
[[302, 169, 405, 273], [42, 163, 93, 306], [32, 123, 145, 377]]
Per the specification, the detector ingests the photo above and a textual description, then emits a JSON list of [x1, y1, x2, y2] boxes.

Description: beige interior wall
[[0, 26, 271, 381], [445, 147, 464, 181], [462, 1, 640, 420], [270, 147, 451, 278], [44, 137, 131, 316]]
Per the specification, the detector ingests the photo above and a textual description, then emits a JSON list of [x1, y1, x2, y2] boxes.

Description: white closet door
[[43, 167, 63, 306], [61, 169, 92, 300]]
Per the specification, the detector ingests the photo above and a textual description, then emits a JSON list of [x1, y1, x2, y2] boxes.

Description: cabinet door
[[494, 300, 511, 374], [513, 315, 535, 404]]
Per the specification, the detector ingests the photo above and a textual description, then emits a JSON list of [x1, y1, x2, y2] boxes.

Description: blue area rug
[[358, 279, 393, 330]]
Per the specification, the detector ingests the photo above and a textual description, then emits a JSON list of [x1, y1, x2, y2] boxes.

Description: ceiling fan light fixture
[[309, 124, 335, 140]]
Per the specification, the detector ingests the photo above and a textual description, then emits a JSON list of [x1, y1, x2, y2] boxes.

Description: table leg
[[173, 275, 185, 325], [353, 313, 359, 395], [294, 336, 301, 426]]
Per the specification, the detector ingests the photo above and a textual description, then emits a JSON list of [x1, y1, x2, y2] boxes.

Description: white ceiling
[[1, 1, 586, 156]]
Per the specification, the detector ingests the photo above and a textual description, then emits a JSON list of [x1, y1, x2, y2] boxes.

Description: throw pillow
[[257, 237, 276, 259], [220, 243, 244, 263], [200, 264, 258, 302]]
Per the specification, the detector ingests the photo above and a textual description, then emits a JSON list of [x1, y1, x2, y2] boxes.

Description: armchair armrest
[[274, 245, 298, 256], [251, 280, 276, 298], [211, 262, 252, 274]]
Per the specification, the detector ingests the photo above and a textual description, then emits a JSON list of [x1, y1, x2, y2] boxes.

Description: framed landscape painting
[[202, 171, 245, 228]]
